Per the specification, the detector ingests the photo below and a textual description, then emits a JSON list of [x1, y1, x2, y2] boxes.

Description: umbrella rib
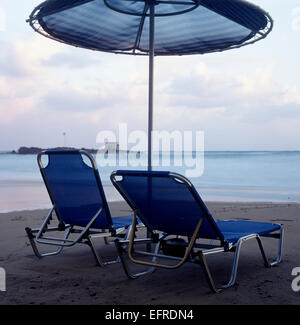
[[133, 3, 149, 54]]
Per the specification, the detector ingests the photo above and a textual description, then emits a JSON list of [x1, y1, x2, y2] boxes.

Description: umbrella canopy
[[29, 0, 272, 55], [28, 0, 273, 169]]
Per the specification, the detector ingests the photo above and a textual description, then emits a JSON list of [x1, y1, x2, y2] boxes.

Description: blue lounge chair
[[25, 150, 135, 266], [111, 170, 284, 293]]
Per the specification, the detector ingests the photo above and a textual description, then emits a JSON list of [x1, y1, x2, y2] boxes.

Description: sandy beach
[[0, 200, 299, 305]]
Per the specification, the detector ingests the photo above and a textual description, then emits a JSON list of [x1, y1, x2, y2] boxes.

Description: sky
[[0, 0, 300, 151]]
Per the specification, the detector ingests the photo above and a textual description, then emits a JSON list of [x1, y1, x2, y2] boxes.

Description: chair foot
[[87, 235, 124, 267], [25, 227, 43, 259], [114, 239, 156, 279], [25, 227, 67, 258]]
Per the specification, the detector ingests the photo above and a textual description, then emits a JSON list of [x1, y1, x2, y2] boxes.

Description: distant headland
[[7, 145, 139, 155], [9, 147, 97, 155]]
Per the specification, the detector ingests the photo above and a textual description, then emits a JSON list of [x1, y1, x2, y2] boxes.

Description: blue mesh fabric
[[113, 171, 224, 240], [33, 0, 271, 55], [112, 170, 281, 244], [216, 220, 281, 243], [41, 151, 113, 229]]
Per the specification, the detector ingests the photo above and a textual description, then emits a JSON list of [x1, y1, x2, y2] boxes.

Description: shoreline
[[1, 200, 300, 215]]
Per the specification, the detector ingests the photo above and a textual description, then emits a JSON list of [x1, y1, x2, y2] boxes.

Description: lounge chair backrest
[[111, 171, 225, 242], [38, 150, 114, 230]]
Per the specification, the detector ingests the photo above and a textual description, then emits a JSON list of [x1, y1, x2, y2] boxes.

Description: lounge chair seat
[[216, 220, 281, 243], [25, 150, 136, 267], [110, 170, 284, 293]]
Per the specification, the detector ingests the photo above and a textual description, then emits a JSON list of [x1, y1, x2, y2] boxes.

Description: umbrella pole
[[148, 1, 155, 171], [146, 2, 155, 252]]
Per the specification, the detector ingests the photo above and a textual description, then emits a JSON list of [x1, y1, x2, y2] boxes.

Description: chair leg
[[87, 235, 122, 267], [196, 235, 253, 290], [193, 234, 275, 293], [87, 225, 138, 267], [222, 230, 283, 289], [114, 239, 159, 279], [270, 226, 284, 267], [25, 226, 72, 258], [25, 227, 43, 258], [256, 236, 272, 268], [255, 228, 284, 268], [222, 234, 270, 289], [221, 237, 246, 289], [86, 235, 106, 267], [198, 252, 222, 293]]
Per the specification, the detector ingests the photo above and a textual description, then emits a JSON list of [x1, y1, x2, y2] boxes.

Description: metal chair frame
[[25, 150, 133, 267], [111, 171, 284, 293]]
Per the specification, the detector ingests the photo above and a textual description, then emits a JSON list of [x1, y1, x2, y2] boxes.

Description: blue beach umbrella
[[28, 0, 273, 170]]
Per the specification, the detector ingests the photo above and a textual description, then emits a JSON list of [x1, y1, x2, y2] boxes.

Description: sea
[[0, 151, 300, 212]]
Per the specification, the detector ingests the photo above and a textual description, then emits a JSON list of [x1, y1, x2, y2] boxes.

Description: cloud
[[0, 36, 64, 124], [41, 49, 102, 69], [282, 85, 300, 105], [13, 35, 64, 75], [151, 59, 300, 126], [2, 28, 300, 151], [155, 59, 240, 110], [42, 88, 111, 112], [234, 64, 284, 106], [239, 103, 300, 124], [0, 41, 28, 77]]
